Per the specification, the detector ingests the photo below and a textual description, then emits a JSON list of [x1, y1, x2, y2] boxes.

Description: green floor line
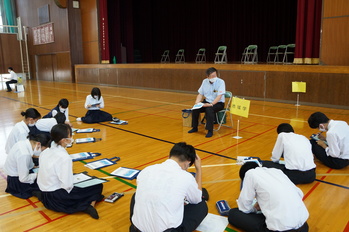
[[80, 161, 137, 189]]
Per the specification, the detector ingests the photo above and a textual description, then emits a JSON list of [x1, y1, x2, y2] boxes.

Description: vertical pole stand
[[233, 119, 242, 139], [295, 93, 300, 106]]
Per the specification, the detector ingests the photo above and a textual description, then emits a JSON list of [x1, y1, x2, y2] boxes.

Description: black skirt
[[82, 110, 112, 123], [6, 176, 40, 199], [41, 184, 103, 214]]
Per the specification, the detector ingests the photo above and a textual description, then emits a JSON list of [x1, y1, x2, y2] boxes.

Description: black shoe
[[97, 194, 104, 202], [6, 90, 11, 92], [83, 205, 99, 219], [202, 188, 209, 201], [112, 117, 120, 122], [32, 191, 42, 201], [188, 127, 198, 133], [205, 130, 213, 138]]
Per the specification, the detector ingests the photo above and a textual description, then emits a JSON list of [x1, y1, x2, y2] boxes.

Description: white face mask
[[94, 95, 99, 99], [33, 145, 42, 156], [28, 123, 35, 127], [319, 124, 327, 132], [59, 107, 66, 113], [65, 138, 74, 147], [209, 77, 217, 83]]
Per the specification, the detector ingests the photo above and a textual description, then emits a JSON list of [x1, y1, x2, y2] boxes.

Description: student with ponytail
[[5, 108, 41, 154]]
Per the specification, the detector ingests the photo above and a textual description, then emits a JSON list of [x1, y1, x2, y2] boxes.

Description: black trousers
[[191, 101, 224, 131], [6, 79, 17, 91], [129, 193, 208, 232], [310, 139, 349, 169], [262, 161, 316, 185], [228, 208, 309, 232]]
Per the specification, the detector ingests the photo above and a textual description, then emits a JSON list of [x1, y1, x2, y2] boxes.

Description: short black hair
[[8, 67, 13, 70], [308, 112, 330, 129], [58, 98, 69, 108], [277, 123, 294, 134], [21, 108, 41, 119], [54, 112, 66, 124], [51, 124, 72, 144], [239, 162, 259, 181], [91, 87, 101, 100], [28, 133, 51, 147], [169, 142, 196, 166], [206, 67, 218, 77]]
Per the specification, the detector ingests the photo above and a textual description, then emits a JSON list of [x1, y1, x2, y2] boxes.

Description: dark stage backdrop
[[108, 0, 298, 63]]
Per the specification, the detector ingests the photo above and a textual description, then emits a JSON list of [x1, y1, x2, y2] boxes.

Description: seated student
[[37, 124, 104, 219], [4, 133, 50, 199], [43, 98, 72, 126], [30, 112, 66, 135], [263, 123, 316, 184], [77, 87, 119, 123], [308, 112, 349, 169], [130, 142, 208, 232], [5, 108, 41, 154], [5, 67, 18, 92], [228, 162, 309, 232]]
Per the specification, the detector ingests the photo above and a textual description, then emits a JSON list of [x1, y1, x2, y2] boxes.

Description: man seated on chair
[[5, 67, 18, 92], [188, 67, 225, 138]]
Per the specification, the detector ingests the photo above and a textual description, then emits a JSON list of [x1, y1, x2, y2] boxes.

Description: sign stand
[[295, 93, 300, 106], [292, 81, 306, 106], [233, 119, 242, 139]]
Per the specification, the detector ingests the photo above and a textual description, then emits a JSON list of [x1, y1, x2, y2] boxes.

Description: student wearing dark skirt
[[43, 98, 72, 126], [37, 124, 104, 219], [4, 134, 50, 199], [77, 87, 119, 123], [262, 123, 316, 185]]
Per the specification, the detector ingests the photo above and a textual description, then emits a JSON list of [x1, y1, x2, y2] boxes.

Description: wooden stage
[[75, 63, 349, 109], [0, 77, 349, 231]]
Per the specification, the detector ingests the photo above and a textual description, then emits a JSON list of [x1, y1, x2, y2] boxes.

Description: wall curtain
[[0, 0, 17, 33], [99, 0, 110, 63], [294, 0, 322, 64]]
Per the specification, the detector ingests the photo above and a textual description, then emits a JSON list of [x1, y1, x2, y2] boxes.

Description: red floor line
[[303, 168, 333, 201], [23, 214, 69, 232], [25, 198, 52, 222], [216, 126, 277, 154], [343, 221, 349, 232]]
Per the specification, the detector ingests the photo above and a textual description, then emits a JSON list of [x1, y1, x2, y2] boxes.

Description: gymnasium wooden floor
[[0, 80, 348, 232]]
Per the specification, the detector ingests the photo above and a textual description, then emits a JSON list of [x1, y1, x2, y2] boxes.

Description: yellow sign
[[292, 82, 306, 93], [230, 97, 250, 118]]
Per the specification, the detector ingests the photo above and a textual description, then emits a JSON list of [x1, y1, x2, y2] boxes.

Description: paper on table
[[196, 213, 228, 232]]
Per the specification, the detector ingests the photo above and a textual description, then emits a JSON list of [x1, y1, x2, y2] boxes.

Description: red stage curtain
[[294, 0, 322, 64], [99, 0, 110, 63]]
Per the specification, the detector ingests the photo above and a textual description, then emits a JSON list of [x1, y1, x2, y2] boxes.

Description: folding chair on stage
[[175, 49, 185, 63], [161, 50, 170, 63], [214, 46, 227, 64], [195, 48, 206, 64]]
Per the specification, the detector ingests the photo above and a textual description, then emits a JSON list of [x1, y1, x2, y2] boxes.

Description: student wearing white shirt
[[5, 108, 41, 154], [228, 162, 309, 232], [130, 142, 208, 232], [188, 67, 226, 138], [37, 124, 104, 219], [43, 98, 72, 126], [308, 112, 349, 169], [4, 134, 50, 199], [263, 123, 316, 184], [76, 87, 119, 123], [5, 67, 18, 92], [31, 112, 66, 134]]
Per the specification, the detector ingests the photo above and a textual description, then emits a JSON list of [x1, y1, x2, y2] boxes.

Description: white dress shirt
[[132, 159, 202, 232], [84, 95, 105, 110], [4, 139, 36, 184], [37, 142, 74, 193], [9, 70, 18, 80], [5, 120, 29, 154], [35, 118, 57, 132], [325, 120, 349, 159], [238, 167, 309, 231], [198, 78, 226, 103], [272, 132, 316, 171]]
